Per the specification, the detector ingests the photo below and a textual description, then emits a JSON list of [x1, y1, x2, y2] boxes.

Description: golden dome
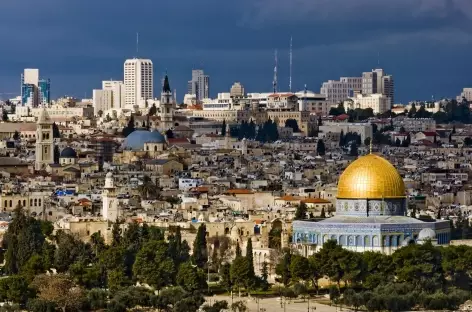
[[337, 154, 405, 199]]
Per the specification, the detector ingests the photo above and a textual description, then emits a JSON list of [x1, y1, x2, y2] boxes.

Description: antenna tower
[[289, 36, 293, 92], [273, 50, 278, 94], [136, 32, 139, 56]]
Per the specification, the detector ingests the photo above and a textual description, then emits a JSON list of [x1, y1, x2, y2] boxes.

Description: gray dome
[[122, 130, 166, 151], [60, 147, 77, 158], [418, 228, 436, 241]]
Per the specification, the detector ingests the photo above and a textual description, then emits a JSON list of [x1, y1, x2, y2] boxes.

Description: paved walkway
[[205, 295, 340, 312]]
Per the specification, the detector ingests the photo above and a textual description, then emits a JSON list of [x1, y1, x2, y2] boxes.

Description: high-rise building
[[320, 77, 362, 106], [124, 59, 153, 108], [362, 69, 394, 107], [92, 89, 113, 115], [103, 80, 125, 109], [21, 69, 50, 107], [38, 79, 51, 105], [230, 82, 245, 98], [187, 69, 210, 101]]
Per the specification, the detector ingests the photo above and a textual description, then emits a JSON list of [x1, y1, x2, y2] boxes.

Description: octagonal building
[[292, 153, 450, 256]]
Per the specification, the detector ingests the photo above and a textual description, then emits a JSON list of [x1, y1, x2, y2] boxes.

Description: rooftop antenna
[[273, 49, 278, 94], [303, 84, 307, 110], [377, 51, 380, 67], [289, 36, 293, 92], [136, 32, 139, 57]]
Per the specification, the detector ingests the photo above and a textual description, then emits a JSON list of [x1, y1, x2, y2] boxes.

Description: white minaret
[[102, 172, 118, 221], [35, 108, 54, 171], [242, 138, 248, 155], [225, 123, 231, 149], [160, 74, 174, 130]]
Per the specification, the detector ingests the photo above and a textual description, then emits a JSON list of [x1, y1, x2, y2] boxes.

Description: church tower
[[102, 172, 118, 221], [160, 75, 174, 131], [35, 108, 54, 171]]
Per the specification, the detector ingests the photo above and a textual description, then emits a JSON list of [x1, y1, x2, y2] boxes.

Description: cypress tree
[[246, 238, 254, 278], [221, 119, 226, 136], [235, 242, 242, 257], [192, 224, 208, 268]]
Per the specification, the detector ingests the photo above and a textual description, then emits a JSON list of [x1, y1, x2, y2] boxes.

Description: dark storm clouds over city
[[1, 0, 472, 102]]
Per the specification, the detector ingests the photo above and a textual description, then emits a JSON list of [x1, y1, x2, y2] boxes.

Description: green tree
[[289, 254, 310, 282], [245, 238, 255, 280], [295, 202, 307, 220], [235, 243, 242, 257], [12, 130, 20, 141], [408, 103, 417, 118], [176, 261, 207, 292], [349, 142, 358, 156], [275, 248, 292, 286], [138, 175, 157, 200], [320, 207, 326, 218], [52, 122, 61, 138], [133, 240, 176, 291], [219, 263, 232, 292], [32, 274, 86, 312], [316, 139, 326, 156], [192, 224, 208, 268], [230, 256, 251, 292], [122, 115, 136, 137], [2, 109, 8, 121], [53, 145, 60, 164], [148, 103, 157, 116], [111, 222, 122, 246], [285, 119, 300, 132], [221, 119, 226, 136], [0, 276, 30, 304]]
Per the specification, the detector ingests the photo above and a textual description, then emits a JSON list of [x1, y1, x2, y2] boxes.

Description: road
[[205, 295, 341, 312]]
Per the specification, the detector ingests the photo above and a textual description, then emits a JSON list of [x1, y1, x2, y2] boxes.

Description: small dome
[[122, 130, 166, 151], [106, 172, 113, 178], [337, 154, 405, 199], [418, 228, 436, 240], [60, 147, 77, 158]]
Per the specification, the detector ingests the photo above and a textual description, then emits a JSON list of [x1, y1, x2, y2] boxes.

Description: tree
[[320, 207, 326, 218], [316, 139, 326, 156], [275, 248, 292, 286], [176, 261, 207, 292], [230, 256, 251, 292], [260, 261, 269, 290], [295, 202, 308, 220], [285, 119, 300, 132], [2, 109, 8, 121], [111, 222, 122, 246], [32, 274, 85, 312], [219, 263, 232, 292], [349, 142, 358, 156], [133, 240, 176, 291], [122, 115, 135, 137], [339, 130, 345, 147], [203, 300, 229, 312], [52, 122, 61, 138], [192, 224, 208, 268], [0, 276, 30, 304], [165, 129, 174, 138], [245, 238, 255, 280], [97, 110, 103, 118], [290, 254, 310, 282], [53, 146, 60, 164], [138, 175, 157, 200], [231, 301, 248, 312], [395, 138, 401, 147], [12, 131, 20, 141], [235, 243, 242, 257], [408, 103, 417, 118], [148, 103, 157, 116], [221, 119, 226, 136]]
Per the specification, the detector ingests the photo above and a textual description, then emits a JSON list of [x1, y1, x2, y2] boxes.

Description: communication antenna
[[289, 36, 293, 92], [136, 32, 139, 56], [273, 50, 278, 94]]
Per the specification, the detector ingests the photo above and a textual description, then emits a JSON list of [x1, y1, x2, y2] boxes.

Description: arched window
[[38, 199, 42, 206], [22, 200, 26, 207], [154, 146, 157, 152], [4, 200, 6, 207], [30, 199, 33, 206], [34, 199, 37, 206], [9, 200, 12, 207]]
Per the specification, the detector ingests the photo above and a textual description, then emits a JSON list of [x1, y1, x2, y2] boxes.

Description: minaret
[[160, 74, 174, 131], [102, 172, 118, 221], [225, 123, 231, 149], [35, 107, 54, 171]]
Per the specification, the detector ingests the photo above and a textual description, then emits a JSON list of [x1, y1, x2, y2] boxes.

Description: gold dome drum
[[337, 154, 405, 199]]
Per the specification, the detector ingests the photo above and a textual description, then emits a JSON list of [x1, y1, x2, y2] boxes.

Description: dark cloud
[[0, 0, 472, 102]]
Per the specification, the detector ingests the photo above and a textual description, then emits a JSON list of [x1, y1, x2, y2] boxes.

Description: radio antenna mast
[[273, 49, 278, 94], [289, 36, 293, 92], [136, 32, 139, 56]]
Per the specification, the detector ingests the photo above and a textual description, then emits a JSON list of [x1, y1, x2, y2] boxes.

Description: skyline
[[1, 0, 472, 102]]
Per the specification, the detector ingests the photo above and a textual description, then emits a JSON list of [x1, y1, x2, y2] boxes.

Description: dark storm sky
[[1, 0, 472, 103]]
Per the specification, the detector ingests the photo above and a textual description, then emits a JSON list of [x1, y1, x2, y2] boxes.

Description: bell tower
[[35, 108, 54, 171], [160, 74, 174, 131]]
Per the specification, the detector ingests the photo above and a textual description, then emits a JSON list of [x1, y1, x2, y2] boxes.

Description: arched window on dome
[[356, 235, 362, 247], [339, 235, 347, 246], [364, 236, 371, 247], [373, 235, 379, 247]]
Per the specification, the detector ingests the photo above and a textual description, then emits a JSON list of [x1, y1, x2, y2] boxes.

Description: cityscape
[[3, 1, 472, 312]]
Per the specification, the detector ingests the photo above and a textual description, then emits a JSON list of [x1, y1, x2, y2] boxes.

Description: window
[[34, 199, 37, 206]]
